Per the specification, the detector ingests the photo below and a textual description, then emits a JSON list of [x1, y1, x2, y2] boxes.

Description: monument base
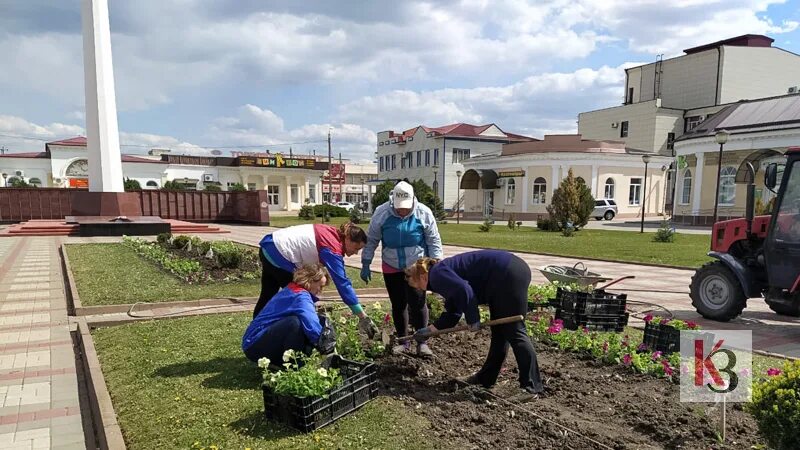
[[65, 216, 170, 236], [70, 191, 142, 216]]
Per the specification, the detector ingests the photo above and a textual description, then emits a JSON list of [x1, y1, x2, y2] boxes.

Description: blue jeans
[[244, 316, 312, 364]]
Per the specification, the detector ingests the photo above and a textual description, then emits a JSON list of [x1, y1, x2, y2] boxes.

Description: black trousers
[[473, 255, 544, 393], [243, 316, 312, 364], [384, 272, 429, 338], [253, 250, 293, 318]]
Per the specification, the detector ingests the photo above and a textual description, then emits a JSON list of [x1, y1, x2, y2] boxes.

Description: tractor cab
[[690, 147, 800, 321]]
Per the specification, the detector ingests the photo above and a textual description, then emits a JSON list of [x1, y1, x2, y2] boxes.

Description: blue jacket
[[428, 250, 513, 329], [362, 198, 443, 270], [241, 283, 321, 356]]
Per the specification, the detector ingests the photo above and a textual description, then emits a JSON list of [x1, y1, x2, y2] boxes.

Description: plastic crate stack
[[552, 287, 629, 332]]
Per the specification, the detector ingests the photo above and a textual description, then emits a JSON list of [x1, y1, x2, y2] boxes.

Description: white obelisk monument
[[82, 0, 124, 193]]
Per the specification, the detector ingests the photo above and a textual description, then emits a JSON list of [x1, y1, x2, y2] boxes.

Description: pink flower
[[661, 360, 674, 376], [637, 343, 649, 352], [383, 313, 391, 325], [686, 321, 698, 329], [643, 314, 654, 323], [602, 341, 609, 353], [582, 327, 589, 334], [552, 319, 564, 327], [661, 319, 671, 327], [651, 351, 663, 361], [767, 368, 782, 376], [622, 354, 632, 366]]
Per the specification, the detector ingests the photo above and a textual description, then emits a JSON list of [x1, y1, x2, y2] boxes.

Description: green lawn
[[92, 313, 440, 450], [66, 243, 383, 306], [268, 217, 711, 268]]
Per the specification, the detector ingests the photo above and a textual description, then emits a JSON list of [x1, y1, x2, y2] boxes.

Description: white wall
[[720, 46, 800, 103], [122, 163, 169, 189], [0, 158, 51, 186]]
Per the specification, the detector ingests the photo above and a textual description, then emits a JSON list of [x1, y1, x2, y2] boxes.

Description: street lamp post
[[640, 155, 652, 233], [456, 170, 462, 224], [432, 164, 439, 198], [1, 173, 7, 188], [712, 129, 729, 225], [360, 177, 365, 212]]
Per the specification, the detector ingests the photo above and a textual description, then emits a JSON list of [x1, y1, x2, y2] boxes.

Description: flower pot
[[262, 358, 378, 432]]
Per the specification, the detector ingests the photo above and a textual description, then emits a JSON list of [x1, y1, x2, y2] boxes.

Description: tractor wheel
[[690, 261, 747, 322], [766, 300, 800, 317]]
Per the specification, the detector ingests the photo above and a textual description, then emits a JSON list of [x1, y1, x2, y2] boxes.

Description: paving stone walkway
[[0, 237, 86, 450]]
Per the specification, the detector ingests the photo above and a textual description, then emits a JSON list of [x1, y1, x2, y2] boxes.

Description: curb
[[60, 243, 81, 315], [74, 318, 127, 450]]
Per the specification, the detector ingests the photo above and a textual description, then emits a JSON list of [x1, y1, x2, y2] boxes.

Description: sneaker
[[417, 342, 433, 357], [392, 341, 412, 355]]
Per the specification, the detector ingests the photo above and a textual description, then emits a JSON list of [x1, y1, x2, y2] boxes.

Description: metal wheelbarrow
[[538, 262, 611, 288]]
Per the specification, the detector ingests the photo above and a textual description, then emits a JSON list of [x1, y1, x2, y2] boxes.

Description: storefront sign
[[322, 163, 346, 184], [322, 184, 342, 193], [497, 170, 525, 178], [69, 178, 89, 188], [237, 154, 326, 170]]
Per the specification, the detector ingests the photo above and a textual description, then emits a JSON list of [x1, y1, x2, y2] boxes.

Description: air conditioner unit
[[788, 86, 798, 94], [15, 170, 24, 177], [203, 174, 214, 182], [53, 178, 62, 184], [611, 122, 618, 128]]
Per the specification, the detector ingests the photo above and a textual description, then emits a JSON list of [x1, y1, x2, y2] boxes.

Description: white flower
[[270, 374, 278, 383], [283, 349, 295, 362], [257, 357, 270, 369], [317, 368, 328, 377], [338, 316, 347, 325]]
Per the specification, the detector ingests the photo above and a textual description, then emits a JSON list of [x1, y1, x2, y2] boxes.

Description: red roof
[[47, 136, 87, 147], [0, 152, 49, 158], [390, 123, 534, 142], [122, 155, 165, 164]]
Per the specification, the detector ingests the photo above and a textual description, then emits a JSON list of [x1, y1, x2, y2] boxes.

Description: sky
[[1, 0, 799, 161]]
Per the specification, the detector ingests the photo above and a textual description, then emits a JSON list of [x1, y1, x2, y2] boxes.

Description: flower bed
[[260, 350, 378, 432], [122, 235, 259, 283]]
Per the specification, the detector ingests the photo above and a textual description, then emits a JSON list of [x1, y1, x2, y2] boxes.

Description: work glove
[[317, 314, 337, 355], [413, 326, 433, 343], [357, 316, 378, 339], [360, 262, 372, 284], [468, 322, 481, 332]]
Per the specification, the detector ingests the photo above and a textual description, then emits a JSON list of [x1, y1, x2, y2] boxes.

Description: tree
[[203, 184, 222, 192], [228, 183, 247, 192], [161, 180, 185, 191], [372, 180, 394, 210], [123, 178, 141, 191], [9, 178, 31, 188], [546, 168, 595, 230]]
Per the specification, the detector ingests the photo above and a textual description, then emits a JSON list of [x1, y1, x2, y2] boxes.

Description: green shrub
[[652, 220, 675, 243], [313, 204, 349, 218], [748, 360, 800, 450], [203, 184, 222, 192], [172, 235, 191, 249], [156, 233, 172, 246], [123, 178, 141, 191], [536, 217, 559, 231], [561, 225, 575, 237], [478, 218, 493, 232], [228, 183, 247, 192], [349, 204, 364, 224], [298, 203, 315, 220], [546, 168, 594, 230], [161, 180, 185, 191]]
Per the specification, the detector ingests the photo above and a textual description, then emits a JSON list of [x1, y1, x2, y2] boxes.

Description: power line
[[0, 133, 328, 150]]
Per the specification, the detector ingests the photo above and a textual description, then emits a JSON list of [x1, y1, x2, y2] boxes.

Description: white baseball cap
[[392, 181, 414, 209]]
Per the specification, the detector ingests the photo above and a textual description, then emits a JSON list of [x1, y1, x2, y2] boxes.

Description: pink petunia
[[661, 319, 671, 327], [623, 354, 632, 366], [637, 343, 648, 352], [767, 368, 782, 376], [643, 314, 653, 323], [662, 360, 674, 376], [651, 351, 663, 361], [582, 327, 589, 334], [686, 321, 698, 329], [602, 341, 609, 353], [383, 313, 391, 324]]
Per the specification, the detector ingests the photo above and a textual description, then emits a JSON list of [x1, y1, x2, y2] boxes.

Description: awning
[[735, 149, 782, 184], [460, 169, 498, 189]]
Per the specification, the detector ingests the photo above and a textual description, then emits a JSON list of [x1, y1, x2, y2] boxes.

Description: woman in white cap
[[360, 180, 443, 356]]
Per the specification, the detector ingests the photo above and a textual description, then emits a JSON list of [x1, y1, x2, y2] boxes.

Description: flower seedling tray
[[642, 322, 714, 354], [555, 288, 628, 316], [559, 311, 629, 332], [263, 358, 378, 432]]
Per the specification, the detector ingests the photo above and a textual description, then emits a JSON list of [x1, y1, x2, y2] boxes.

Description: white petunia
[[257, 357, 270, 369], [317, 368, 328, 377], [283, 349, 295, 362]]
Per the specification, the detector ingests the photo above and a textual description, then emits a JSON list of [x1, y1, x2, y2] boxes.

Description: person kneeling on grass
[[405, 250, 545, 395], [242, 264, 337, 365]]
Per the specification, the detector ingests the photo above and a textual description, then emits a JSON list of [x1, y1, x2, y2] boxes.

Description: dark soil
[[168, 244, 259, 281], [376, 329, 762, 450]]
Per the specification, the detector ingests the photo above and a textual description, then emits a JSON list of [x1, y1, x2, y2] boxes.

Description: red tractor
[[690, 147, 800, 321]]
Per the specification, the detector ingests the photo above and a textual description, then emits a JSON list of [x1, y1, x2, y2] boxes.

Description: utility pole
[[327, 128, 333, 215], [339, 152, 343, 204]]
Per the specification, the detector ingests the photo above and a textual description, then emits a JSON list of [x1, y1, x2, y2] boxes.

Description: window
[[620, 121, 629, 138], [719, 166, 737, 205], [505, 179, 516, 205], [406, 152, 413, 168], [391, 155, 396, 170], [309, 185, 316, 203], [627, 87, 634, 104], [247, 183, 257, 191], [629, 178, 642, 206], [532, 177, 547, 204], [684, 116, 703, 132], [680, 169, 692, 205], [267, 185, 280, 205], [452, 148, 470, 163], [146, 180, 159, 188], [608, 200, 617, 206], [595, 200, 606, 207], [401, 154, 406, 169], [416, 151, 422, 167], [433, 148, 439, 165], [604, 178, 615, 199], [667, 132, 676, 151], [773, 161, 799, 243], [425, 150, 430, 166], [379, 158, 384, 172], [290, 184, 299, 203]]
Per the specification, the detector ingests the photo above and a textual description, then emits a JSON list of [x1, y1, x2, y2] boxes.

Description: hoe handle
[[398, 315, 525, 343]]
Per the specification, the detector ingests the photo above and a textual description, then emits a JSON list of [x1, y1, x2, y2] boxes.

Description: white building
[[0, 137, 377, 212], [376, 123, 534, 210], [578, 34, 800, 213], [460, 135, 670, 220]]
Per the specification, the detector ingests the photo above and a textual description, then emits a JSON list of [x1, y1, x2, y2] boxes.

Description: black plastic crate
[[555, 288, 627, 316], [642, 322, 715, 354], [559, 311, 629, 332], [263, 358, 378, 432]]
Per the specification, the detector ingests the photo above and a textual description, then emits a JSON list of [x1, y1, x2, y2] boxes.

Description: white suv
[[592, 199, 618, 221]]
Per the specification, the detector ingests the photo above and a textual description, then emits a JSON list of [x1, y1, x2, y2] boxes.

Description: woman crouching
[[406, 250, 544, 395], [242, 264, 336, 364]]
